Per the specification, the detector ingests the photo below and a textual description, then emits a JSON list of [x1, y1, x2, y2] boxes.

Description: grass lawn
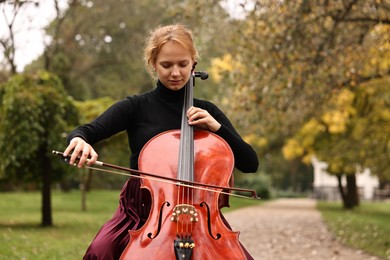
[[0, 190, 261, 259], [317, 201, 390, 259]]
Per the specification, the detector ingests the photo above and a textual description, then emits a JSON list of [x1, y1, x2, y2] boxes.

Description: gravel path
[[224, 198, 380, 260]]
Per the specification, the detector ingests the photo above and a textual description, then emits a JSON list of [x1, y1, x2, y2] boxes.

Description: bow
[[52, 150, 260, 200]]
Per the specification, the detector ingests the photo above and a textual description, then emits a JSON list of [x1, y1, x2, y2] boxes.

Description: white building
[[311, 157, 380, 200]]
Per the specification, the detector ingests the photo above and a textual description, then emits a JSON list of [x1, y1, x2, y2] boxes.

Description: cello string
[[176, 180, 181, 236], [188, 72, 195, 237], [179, 72, 195, 237], [178, 73, 189, 237], [186, 88, 192, 237]]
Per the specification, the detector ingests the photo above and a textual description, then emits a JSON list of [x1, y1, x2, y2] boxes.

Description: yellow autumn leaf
[[335, 89, 354, 107], [381, 109, 390, 121], [282, 138, 304, 160], [321, 110, 348, 134], [243, 134, 268, 148], [209, 54, 243, 83], [300, 118, 324, 136]]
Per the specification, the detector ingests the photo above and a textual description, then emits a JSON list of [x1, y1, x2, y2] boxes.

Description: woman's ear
[[192, 60, 198, 70]]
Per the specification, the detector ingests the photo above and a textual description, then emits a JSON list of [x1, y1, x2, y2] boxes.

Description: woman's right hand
[[63, 137, 98, 168]]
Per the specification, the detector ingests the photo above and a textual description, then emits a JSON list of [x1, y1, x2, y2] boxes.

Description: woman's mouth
[[169, 79, 182, 84]]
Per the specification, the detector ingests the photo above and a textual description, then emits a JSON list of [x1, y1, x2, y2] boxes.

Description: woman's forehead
[[156, 41, 192, 62]]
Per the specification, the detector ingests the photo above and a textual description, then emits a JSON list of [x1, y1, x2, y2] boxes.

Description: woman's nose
[[171, 66, 180, 76]]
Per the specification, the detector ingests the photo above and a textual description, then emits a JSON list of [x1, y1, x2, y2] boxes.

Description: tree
[[209, 0, 390, 199], [282, 78, 390, 208], [0, 0, 39, 75], [0, 70, 78, 225]]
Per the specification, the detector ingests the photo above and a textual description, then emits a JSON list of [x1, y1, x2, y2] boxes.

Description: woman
[[64, 24, 258, 260]]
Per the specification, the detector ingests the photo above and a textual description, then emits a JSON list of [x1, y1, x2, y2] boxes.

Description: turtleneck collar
[[155, 80, 186, 103]]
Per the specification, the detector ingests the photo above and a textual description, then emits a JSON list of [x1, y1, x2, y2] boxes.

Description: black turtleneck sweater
[[68, 81, 258, 173]]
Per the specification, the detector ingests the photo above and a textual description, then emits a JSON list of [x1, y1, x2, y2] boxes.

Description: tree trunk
[[41, 146, 53, 226], [336, 173, 359, 209], [346, 174, 359, 208], [336, 174, 346, 202], [80, 181, 87, 211], [80, 168, 93, 211], [85, 168, 93, 192]]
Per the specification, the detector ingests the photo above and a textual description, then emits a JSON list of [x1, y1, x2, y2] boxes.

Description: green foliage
[[235, 172, 272, 199], [34, 0, 231, 101], [318, 201, 390, 259], [0, 71, 78, 185], [74, 97, 116, 122]]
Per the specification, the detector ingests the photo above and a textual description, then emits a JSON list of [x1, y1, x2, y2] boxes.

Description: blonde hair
[[144, 24, 199, 77]]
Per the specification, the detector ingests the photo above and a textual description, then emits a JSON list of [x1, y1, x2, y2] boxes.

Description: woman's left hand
[[187, 106, 221, 132]]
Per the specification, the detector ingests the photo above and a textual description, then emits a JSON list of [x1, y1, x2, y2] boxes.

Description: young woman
[[63, 24, 258, 260]]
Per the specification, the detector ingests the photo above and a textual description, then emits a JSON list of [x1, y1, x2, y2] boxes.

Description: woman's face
[[154, 41, 194, 91]]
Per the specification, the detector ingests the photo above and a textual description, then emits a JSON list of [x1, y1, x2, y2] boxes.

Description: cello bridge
[[171, 204, 198, 222]]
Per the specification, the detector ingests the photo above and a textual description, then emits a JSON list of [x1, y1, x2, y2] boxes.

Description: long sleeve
[[215, 124, 259, 173], [67, 98, 135, 145]]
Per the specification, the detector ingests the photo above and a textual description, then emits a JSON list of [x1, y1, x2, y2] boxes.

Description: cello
[[119, 70, 250, 259]]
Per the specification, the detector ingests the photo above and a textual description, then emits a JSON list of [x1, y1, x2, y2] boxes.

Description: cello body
[[120, 129, 247, 259]]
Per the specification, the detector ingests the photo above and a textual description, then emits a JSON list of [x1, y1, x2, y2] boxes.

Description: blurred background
[[0, 0, 389, 258]]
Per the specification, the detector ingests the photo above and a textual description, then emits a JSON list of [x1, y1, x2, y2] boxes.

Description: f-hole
[[147, 201, 171, 239], [200, 202, 221, 240]]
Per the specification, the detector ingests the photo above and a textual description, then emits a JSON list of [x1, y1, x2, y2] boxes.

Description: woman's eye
[[160, 63, 170, 68], [159, 62, 189, 69]]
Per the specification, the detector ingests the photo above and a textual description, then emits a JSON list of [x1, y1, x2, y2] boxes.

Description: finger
[[187, 106, 201, 117], [69, 147, 82, 166], [190, 110, 206, 121], [87, 150, 98, 165], [77, 146, 92, 168], [189, 113, 221, 132], [191, 117, 208, 125], [69, 140, 85, 165], [188, 111, 199, 122], [63, 142, 76, 157]]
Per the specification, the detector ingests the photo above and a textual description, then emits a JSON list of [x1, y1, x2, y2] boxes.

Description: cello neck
[[177, 72, 195, 182]]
